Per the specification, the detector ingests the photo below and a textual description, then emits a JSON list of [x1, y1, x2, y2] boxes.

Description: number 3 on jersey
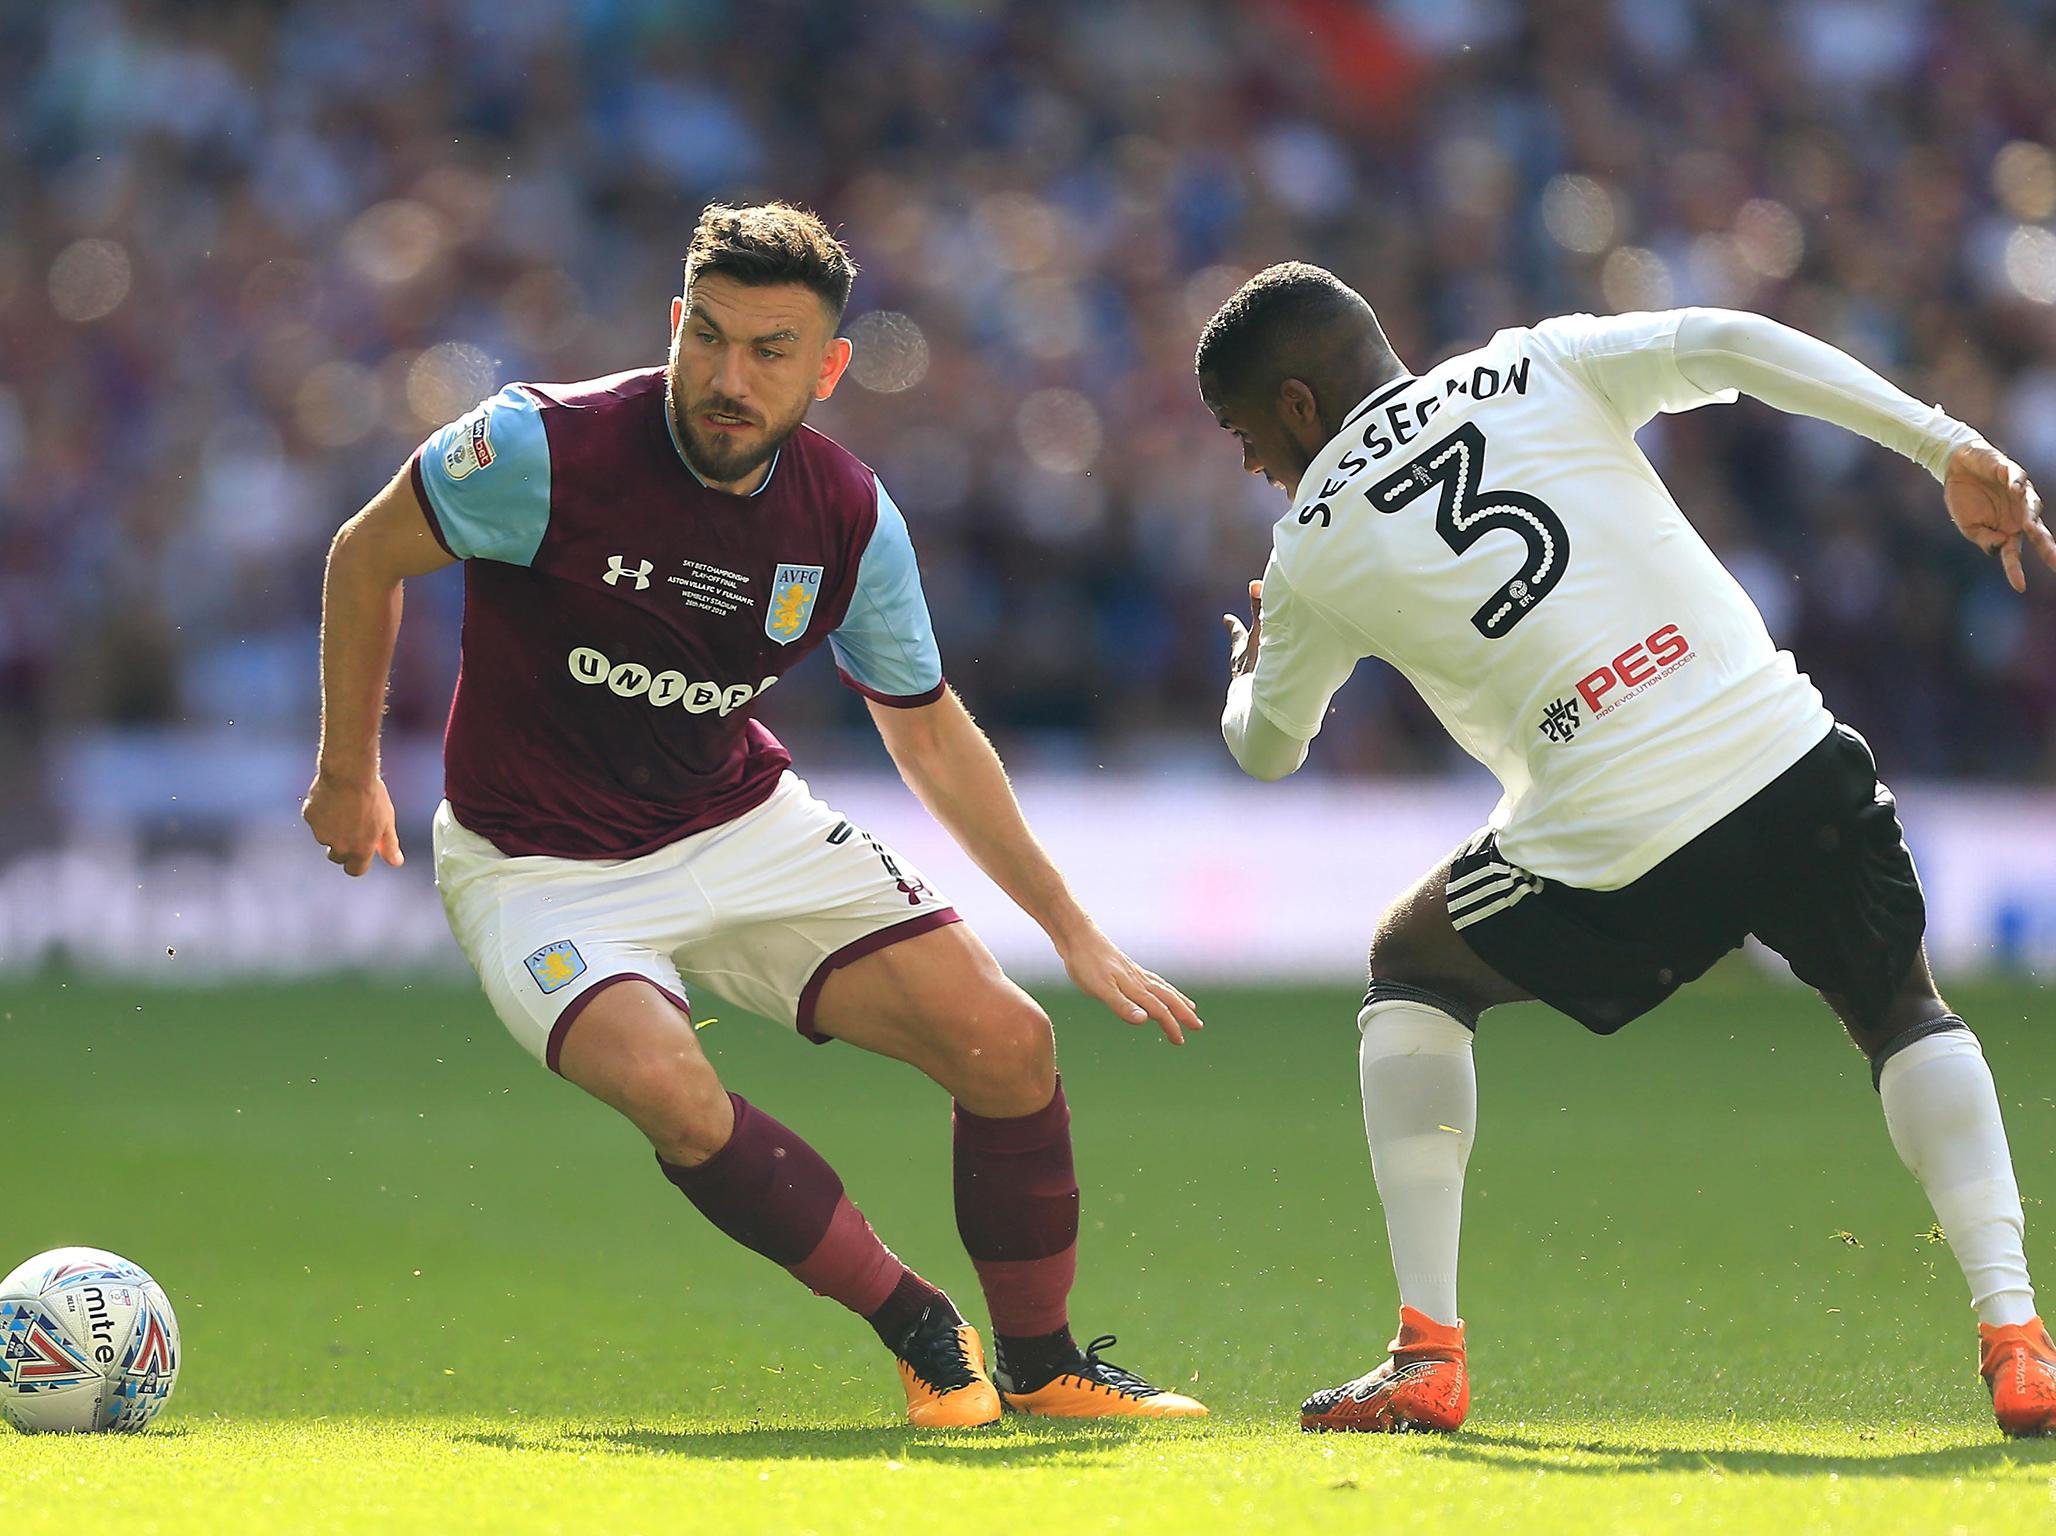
[[1368, 422, 1569, 639]]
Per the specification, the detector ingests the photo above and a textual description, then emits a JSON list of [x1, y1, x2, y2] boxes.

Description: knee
[[947, 994, 1056, 1117], [1838, 966, 1949, 1063], [617, 1049, 733, 1168]]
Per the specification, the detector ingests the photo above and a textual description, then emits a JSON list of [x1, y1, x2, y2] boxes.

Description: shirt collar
[[1290, 373, 1419, 505], [1338, 372, 1418, 432]]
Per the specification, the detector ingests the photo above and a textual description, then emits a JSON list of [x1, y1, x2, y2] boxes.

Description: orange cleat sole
[[1300, 1359, 1468, 1433], [1002, 1380, 1208, 1419]]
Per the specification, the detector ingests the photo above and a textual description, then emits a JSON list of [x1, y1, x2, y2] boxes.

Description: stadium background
[[7, 5, 2056, 1529], [4, 0, 2056, 976]]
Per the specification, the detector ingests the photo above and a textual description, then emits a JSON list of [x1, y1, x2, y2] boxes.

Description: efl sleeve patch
[[828, 476, 945, 703], [414, 384, 553, 566]]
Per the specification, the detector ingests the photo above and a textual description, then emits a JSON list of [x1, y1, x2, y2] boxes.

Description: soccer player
[[303, 203, 1206, 1426], [1196, 264, 2056, 1438]]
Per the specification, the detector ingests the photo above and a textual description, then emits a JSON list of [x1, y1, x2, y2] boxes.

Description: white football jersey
[[1249, 309, 1913, 889]]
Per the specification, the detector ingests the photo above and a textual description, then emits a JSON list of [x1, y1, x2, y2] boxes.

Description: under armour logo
[[603, 556, 652, 590]]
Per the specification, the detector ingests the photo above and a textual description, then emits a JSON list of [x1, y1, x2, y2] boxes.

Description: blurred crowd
[[6, 0, 2056, 842]]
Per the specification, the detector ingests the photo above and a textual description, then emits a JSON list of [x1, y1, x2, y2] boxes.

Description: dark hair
[[1194, 261, 1387, 398], [683, 202, 858, 319]]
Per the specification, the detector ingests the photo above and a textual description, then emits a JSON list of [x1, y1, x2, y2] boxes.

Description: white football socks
[[1879, 1028, 2037, 1328], [1358, 998, 1477, 1327]]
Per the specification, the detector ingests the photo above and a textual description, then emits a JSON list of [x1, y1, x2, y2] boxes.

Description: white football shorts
[[432, 771, 959, 1071]]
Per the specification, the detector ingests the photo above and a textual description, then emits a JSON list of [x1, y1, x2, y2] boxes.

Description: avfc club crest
[[766, 564, 824, 645], [524, 941, 587, 995]]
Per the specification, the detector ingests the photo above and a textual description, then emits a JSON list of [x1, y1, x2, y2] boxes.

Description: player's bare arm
[[865, 690, 1203, 1044], [303, 470, 454, 876]]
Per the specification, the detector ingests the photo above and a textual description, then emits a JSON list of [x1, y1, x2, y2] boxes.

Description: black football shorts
[[1449, 723, 1927, 1035]]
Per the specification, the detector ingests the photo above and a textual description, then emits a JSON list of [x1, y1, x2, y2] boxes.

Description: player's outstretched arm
[[866, 691, 1204, 1044], [1646, 310, 2055, 588], [303, 469, 456, 876]]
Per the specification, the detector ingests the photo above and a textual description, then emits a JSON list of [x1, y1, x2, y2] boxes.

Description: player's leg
[[1753, 724, 2051, 1436], [814, 921, 1205, 1419], [1301, 853, 1529, 1433], [1831, 961, 2051, 1436], [1360, 859, 1529, 1327], [507, 971, 999, 1426], [433, 803, 997, 1426]]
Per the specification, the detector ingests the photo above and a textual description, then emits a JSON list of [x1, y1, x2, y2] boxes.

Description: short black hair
[[1194, 261, 1388, 400], [683, 202, 858, 320]]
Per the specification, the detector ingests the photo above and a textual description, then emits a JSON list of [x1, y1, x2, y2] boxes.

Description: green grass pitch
[[3, 967, 2053, 1533]]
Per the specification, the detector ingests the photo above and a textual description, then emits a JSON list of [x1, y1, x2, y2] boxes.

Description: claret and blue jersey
[[410, 367, 944, 860]]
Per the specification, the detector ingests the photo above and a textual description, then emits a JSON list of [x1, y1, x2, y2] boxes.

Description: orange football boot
[[1980, 1316, 2056, 1438], [1300, 1306, 1468, 1433], [1000, 1334, 1208, 1419], [895, 1305, 1001, 1428]]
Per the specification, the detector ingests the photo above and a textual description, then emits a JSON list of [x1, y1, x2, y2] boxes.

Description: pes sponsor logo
[[567, 645, 779, 715], [1537, 624, 1694, 743]]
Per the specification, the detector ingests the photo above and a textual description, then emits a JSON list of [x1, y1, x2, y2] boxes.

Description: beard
[[666, 378, 810, 488]]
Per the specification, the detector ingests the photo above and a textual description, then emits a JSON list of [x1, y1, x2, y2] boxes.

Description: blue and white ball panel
[[109, 1289, 180, 1432], [416, 384, 554, 567], [0, 1246, 180, 1433], [827, 476, 944, 702]]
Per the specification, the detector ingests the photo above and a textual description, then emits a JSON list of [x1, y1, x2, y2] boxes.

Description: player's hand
[[1944, 440, 2056, 593], [302, 770, 405, 877], [1058, 925, 1204, 1045], [1222, 579, 1263, 677]]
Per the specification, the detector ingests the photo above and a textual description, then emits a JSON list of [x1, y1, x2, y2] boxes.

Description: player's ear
[[815, 335, 853, 402], [1278, 377, 1321, 433], [670, 295, 685, 335]]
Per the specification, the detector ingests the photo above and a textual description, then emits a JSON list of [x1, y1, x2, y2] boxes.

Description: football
[[0, 1247, 181, 1434]]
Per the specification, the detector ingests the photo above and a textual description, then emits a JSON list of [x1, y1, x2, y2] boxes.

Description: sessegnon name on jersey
[[567, 646, 779, 715], [1359, 357, 1532, 463], [1294, 357, 1536, 529]]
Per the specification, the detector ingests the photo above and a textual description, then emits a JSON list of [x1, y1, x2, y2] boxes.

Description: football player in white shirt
[[1196, 263, 2056, 1438]]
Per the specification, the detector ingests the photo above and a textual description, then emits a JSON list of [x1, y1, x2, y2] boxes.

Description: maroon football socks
[[657, 1091, 950, 1345], [953, 1077, 1082, 1384]]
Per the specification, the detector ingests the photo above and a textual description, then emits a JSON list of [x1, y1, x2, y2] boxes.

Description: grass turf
[[2, 968, 2053, 1533]]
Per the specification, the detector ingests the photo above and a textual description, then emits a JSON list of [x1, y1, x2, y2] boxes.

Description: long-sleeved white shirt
[[1222, 307, 1979, 889]]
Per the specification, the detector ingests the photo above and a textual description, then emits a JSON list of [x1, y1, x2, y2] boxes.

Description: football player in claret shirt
[[303, 203, 1206, 1426], [1197, 263, 2056, 1437]]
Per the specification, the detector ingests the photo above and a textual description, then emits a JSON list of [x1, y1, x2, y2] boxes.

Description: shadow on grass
[[1412, 1426, 2056, 1480], [452, 1419, 1202, 1466]]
